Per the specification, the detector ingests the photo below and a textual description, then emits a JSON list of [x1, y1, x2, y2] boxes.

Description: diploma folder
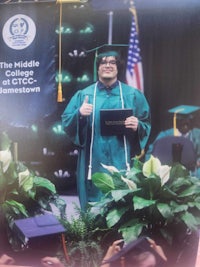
[[100, 108, 133, 136]]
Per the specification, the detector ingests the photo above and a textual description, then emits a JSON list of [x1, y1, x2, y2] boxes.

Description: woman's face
[[127, 251, 157, 267], [138, 253, 156, 267]]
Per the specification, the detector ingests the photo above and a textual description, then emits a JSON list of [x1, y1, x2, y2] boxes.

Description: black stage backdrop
[[136, 0, 200, 141]]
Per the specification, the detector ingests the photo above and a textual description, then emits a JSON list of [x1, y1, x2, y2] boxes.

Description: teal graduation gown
[[62, 81, 151, 209]]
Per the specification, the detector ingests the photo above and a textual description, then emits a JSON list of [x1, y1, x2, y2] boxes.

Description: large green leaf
[[50, 196, 67, 219], [133, 196, 156, 210], [25, 188, 36, 199], [170, 177, 191, 192], [194, 216, 200, 225], [92, 172, 115, 193], [180, 212, 199, 230], [170, 201, 188, 213], [159, 186, 177, 200], [112, 173, 129, 190], [4, 200, 28, 217], [131, 157, 143, 170], [139, 176, 161, 199], [190, 176, 200, 185], [188, 201, 200, 210], [179, 185, 200, 197], [33, 176, 56, 193], [170, 164, 189, 181], [111, 189, 135, 202], [90, 195, 113, 211], [119, 222, 144, 243], [128, 167, 142, 178], [106, 207, 128, 227], [19, 169, 34, 192], [157, 203, 173, 219]]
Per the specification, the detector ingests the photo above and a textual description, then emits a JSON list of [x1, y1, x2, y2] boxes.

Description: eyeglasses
[[100, 60, 117, 66]]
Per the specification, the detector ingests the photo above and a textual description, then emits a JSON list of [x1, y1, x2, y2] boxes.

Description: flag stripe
[[126, 13, 144, 92]]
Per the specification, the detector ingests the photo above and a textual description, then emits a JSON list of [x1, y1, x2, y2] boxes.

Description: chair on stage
[[152, 135, 196, 171]]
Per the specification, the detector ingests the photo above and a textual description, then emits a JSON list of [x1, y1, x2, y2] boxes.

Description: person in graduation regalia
[[61, 50, 151, 209], [101, 237, 167, 267], [145, 105, 200, 178]]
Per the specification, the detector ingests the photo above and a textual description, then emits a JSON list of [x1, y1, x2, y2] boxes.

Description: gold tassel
[[57, 1, 63, 102], [173, 108, 184, 136], [57, 82, 63, 102], [136, 148, 145, 160], [173, 113, 178, 136]]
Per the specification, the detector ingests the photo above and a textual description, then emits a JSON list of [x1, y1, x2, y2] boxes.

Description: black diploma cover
[[100, 108, 133, 136]]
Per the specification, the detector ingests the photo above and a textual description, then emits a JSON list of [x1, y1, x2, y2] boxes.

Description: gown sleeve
[[134, 90, 151, 151], [61, 90, 88, 147]]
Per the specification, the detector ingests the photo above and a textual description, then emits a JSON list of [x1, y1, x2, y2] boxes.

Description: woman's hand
[[0, 254, 15, 265], [101, 239, 124, 267]]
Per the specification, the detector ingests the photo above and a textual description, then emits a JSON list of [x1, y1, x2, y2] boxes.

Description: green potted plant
[[0, 131, 66, 251], [61, 204, 111, 267], [91, 156, 200, 266]]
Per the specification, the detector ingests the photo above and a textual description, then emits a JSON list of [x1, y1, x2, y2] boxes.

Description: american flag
[[126, 15, 144, 92]]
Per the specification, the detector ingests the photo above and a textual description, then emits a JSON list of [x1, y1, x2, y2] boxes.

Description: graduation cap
[[85, 44, 128, 81], [97, 50, 120, 59], [12, 214, 70, 266], [86, 43, 128, 57], [168, 105, 200, 117], [168, 105, 200, 136], [102, 236, 167, 267], [13, 214, 66, 248]]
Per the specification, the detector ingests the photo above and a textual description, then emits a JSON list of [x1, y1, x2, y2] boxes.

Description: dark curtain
[[135, 0, 200, 141]]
